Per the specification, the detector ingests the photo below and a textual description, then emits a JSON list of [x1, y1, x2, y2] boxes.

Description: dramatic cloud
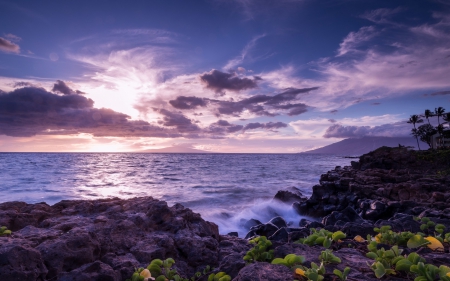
[[0, 86, 177, 138], [0, 37, 20, 53], [206, 120, 243, 134], [243, 121, 287, 131], [155, 108, 201, 134], [169, 96, 208, 110], [169, 87, 316, 117], [259, 11, 450, 112], [200, 69, 259, 93], [323, 122, 411, 138], [52, 80, 86, 95]]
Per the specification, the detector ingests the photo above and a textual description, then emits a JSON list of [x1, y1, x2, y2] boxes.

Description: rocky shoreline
[[1, 147, 449, 280]]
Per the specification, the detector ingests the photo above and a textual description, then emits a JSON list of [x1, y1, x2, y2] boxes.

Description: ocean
[[0, 153, 351, 236]]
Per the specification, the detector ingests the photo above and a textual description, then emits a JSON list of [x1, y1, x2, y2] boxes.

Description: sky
[[0, 0, 449, 152]]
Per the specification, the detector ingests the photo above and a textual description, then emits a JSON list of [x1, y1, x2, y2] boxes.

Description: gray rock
[[233, 262, 293, 281], [0, 239, 48, 280], [218, 253, 246, 278], [59, 261, 121, 281]]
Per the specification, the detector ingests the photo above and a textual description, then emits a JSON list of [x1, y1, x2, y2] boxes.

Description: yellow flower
[[425, 236, 444, 252], [140, 269, 155, 281], [446, 272, 450, 277], [375, 233, 381, 243], [295, 268, 306, 277], [354, 235, 365, 242]]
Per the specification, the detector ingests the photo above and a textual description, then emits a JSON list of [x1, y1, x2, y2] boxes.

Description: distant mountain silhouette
[[141, 146, 211, 153], [303, 137, 419, 156]]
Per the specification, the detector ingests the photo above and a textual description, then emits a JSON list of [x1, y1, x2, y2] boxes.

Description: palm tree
[[435, 107, 445, 126], [443, 112, 450, 124], [424, 109, 433, 125], [407, 114, 423, 150]]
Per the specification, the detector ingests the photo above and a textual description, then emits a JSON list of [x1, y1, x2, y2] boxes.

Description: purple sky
[[0, 0, 449, 152]]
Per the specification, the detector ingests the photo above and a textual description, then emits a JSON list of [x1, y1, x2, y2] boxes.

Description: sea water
[[0, 153, 351, 236]]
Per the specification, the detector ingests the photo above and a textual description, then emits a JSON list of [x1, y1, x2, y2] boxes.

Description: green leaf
[[147, 264, 161, 277], [333, 269, 343, 280], [271, 258, 288, 267], [332, 231, 346, 242], [323, 238, 332, 248], [374, 262, 387, 278], [150, 259, 163, 266], [395, 259, 413, 272], [155, 276, 166, 281], [366, 252, 378, 260], [407, 235, 430, 249]]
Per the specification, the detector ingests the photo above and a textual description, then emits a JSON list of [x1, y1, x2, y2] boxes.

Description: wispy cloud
[[360, 7, 403, 25], [260, 11, 450, 112], [337, 26, 377, 56], [223, 34, 266, 70]]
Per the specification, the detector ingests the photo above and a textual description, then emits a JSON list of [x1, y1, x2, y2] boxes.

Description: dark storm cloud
[[200, 69, 259, 92], [323, 122, 410, 138], [52, 80, 86, 95], [169, 87, 316, 117], [169, 96, 208, 109], [0, 37, 20, 53], [271, 103, 308, 116], [0, 86, 178, 137], [243, 121, 288, 131], [155, 108, 201, 133], [206, 120, 243, 134]]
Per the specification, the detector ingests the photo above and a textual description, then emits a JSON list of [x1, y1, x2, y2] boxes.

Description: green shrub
[[243, 236, 274, 263]]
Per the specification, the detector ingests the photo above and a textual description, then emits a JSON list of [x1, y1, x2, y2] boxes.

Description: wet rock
[[268, 216, 287, 229], [268, 227, 289, 242], [322, 206, 364, 226], [248, 222, 279, 238], [341, 222, 375, 237], [242, 219, 262, 230], [287, 228, 310, 243], [304, 221, 324, 229], [273, 187, 306, 204]]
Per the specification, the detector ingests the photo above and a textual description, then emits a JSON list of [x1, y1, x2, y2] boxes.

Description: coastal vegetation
[[409, 107, 449, 149], [237, 217, 450, 281]]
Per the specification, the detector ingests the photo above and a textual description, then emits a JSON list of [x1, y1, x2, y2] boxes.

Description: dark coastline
[[1, 147, 449, 281]]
